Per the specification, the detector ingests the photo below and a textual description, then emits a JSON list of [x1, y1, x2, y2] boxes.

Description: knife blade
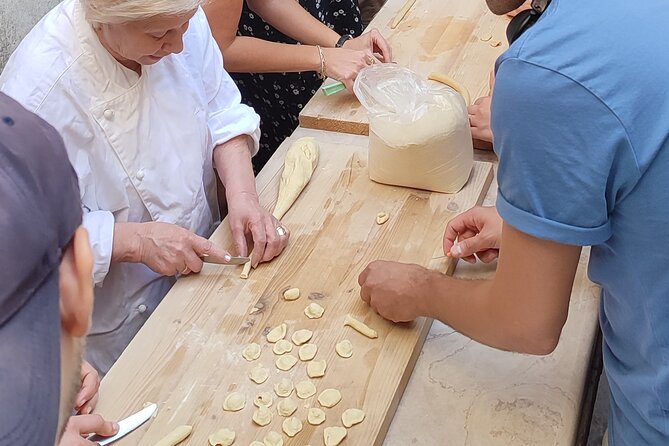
[[88, 403, 157, 445], [201, 255, 250, 265]]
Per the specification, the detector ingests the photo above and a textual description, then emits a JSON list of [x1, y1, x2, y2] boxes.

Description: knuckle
[[91, 414, 104, 425]]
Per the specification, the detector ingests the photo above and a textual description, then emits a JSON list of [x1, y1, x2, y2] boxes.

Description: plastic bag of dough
[[353, 64, 473, 193]]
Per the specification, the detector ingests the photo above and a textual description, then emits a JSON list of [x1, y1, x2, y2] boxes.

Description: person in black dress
[[205, 0, 392, 172]]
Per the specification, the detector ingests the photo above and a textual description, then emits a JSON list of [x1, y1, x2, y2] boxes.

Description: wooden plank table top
[[96, 128, 494, 445], [299, 0, 510, 135]]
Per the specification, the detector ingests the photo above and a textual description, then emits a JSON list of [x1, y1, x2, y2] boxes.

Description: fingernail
[[224, 254, 231, 262], [113, 422, 120, 432], [451, 244, 463, 256]]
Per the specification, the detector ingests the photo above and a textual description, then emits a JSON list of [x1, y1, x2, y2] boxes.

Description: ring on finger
[[276, 226, 287, 237], [181, 267, 190, 274], [366, 56, 376, 65]]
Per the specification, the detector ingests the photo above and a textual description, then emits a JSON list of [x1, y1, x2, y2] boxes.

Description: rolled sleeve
[[496, 190, 612, 246], [208, 84, 261, 156], [196, 8, 260, 155], [492, 57, 638, 247], [82, 210, 114, 285]]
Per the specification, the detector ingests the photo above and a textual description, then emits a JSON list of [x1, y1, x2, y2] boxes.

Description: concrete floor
[[587, 372, 610, 446]]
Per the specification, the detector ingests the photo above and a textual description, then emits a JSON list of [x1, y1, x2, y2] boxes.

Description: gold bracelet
[[316, 45, 327, 79]]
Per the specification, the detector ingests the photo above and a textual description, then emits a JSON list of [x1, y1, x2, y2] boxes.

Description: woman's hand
[[227, 193, 290, 267], [322, 47, 375, 91], [58, 415, 119, 446], [323, 28, 392, 91], [342, 28, 392, 63], [74, 361, 99, 415], [113, 222, 232, 276], [443, 206, 503, 264]]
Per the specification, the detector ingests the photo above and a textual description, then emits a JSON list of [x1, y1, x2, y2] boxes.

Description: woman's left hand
[[228, 193, 290, 267], [343, 28, 393, 63], [74, 361, 100, 415]]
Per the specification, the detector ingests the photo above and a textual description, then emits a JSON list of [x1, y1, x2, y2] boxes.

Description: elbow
[[520, 335, 560, 356], [245, 0, 261, 14], [510, 325, 563, 356]]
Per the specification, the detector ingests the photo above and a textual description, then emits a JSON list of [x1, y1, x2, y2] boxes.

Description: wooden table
[[383, 184, 601, 446], [299, 0, 510, 135], [97, 0, 602, 443], [96, 128, 494, 445], [297, 2, 603, 441]]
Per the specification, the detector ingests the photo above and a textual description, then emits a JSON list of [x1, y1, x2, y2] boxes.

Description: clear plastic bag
[[354, 64, 473, 194]]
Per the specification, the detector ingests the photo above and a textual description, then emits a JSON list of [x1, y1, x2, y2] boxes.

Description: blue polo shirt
[[491, 0, 669, 444]]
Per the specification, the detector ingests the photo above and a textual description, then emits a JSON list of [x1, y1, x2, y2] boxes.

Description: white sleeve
[[196, 9, 261, 155], [82, 210, 115, 285]]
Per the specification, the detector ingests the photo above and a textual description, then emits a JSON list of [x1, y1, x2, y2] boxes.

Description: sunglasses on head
[[507, 0, 552, 44]]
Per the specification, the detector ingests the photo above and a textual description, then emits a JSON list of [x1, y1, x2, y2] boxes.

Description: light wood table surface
[[300, 0, 602, 440], [300, 0, 511, 135], [96, 128, 495, 445], [97, 0, 602, 442]]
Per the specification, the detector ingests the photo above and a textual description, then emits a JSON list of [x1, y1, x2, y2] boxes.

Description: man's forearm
[[421, 272, 563, 355]]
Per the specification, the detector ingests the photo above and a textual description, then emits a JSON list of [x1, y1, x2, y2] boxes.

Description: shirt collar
[[72, 0, 142, 90]]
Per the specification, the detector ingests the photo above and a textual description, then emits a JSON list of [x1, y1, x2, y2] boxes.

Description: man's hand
[[358, 261, 435, 322], [74, 361, 99, 415], [443, 206, 503, 264], [59, 415, 119, 446], [468, 96, 493, 149]]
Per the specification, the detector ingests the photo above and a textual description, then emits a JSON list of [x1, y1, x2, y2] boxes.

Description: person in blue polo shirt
[[358, 0, 669, 444]]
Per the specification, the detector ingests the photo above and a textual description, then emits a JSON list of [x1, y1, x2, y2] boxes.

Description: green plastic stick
[[321, 81, 346, 96]]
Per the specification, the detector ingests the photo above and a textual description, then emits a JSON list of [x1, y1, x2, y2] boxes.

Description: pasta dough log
[[273, 137, 320, 220], [240, 137, 319, 279], [155, 425, 193, 446]]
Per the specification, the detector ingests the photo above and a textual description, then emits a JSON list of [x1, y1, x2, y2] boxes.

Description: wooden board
[[96, 129, 494, 445], [299, 0, 510, 135]]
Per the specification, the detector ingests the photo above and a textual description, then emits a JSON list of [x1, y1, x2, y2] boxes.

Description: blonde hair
[[82, 0, 207, 24]]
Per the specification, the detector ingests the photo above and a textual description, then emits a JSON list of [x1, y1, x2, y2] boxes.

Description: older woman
[[0, 0, 289, 373]]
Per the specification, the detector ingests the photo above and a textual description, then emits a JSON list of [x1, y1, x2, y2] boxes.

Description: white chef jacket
[[0, 0, 260, 373]]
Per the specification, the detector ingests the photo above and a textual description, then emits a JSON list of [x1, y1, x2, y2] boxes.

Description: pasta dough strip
[[344, 315, 378, 338], [427, 73, 471, 105], [155, 425, 193, 446]]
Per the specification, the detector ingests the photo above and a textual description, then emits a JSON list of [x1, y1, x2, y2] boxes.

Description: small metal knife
[[201, 255, 250, 265], [88, 403, 157, 445]]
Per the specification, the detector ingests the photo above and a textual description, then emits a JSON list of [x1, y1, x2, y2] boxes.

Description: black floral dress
[[233, 0, 364, 173]]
